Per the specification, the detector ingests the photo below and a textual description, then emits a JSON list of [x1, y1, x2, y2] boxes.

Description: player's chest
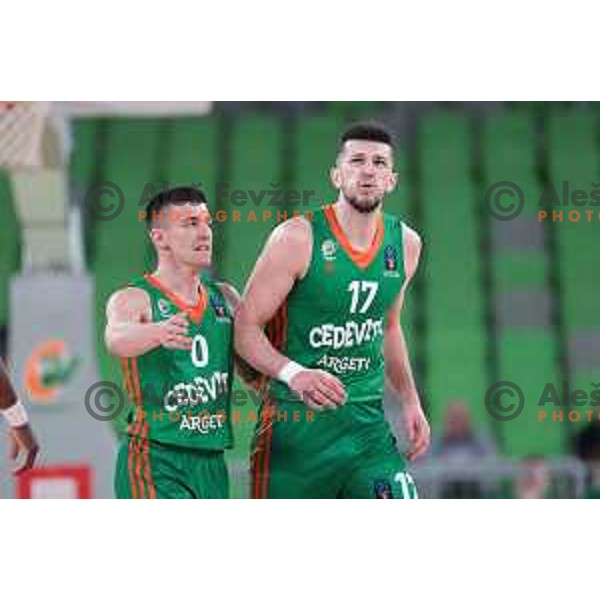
[[151, 295, 232, 364], [293, 248, 404, 318]]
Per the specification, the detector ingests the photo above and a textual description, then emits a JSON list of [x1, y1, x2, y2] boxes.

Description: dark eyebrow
[[187, 214, 212, 226], [348, 152, 390, 162]]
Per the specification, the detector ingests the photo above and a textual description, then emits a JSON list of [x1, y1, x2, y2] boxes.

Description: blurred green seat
[[497, 330, 564, 456]]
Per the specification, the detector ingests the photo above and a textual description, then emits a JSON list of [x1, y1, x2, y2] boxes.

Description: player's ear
[[150, 226, 168, 250], [330, 165, 342, 190], [386, 170, 398, 194]]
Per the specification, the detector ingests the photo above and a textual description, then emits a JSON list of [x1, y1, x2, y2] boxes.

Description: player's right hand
[[157, 313, 193, 350], [288, 369, 346, 410], [10, 423, 40, 474]]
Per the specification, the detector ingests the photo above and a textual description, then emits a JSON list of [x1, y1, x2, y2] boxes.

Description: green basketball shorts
[[115, 436, 229, 499], [250, 399, 418, 499]]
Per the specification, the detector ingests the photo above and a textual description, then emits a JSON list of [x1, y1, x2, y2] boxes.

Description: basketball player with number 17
[[236, 123, 430, 499]]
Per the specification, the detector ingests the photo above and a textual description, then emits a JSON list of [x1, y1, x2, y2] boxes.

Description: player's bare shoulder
[[265, 216, 313, 277], [268, 216, 313, 251], [106, 286, 152, 323]]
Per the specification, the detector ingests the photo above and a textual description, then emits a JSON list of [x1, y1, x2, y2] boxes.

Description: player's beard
[[344, 193, 383, 214]]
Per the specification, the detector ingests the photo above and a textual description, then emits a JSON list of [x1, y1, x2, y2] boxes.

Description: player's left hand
[[9, 423, 39, 474], [403, 401, 430, 461]]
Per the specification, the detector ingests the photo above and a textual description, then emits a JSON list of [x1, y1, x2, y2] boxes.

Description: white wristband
[[1, 400, 29, 428], [277, 361, 305, 386]]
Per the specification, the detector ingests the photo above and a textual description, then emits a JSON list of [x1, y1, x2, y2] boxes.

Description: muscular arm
[[234, 219, 312, 379], [235, 219, 345, 409], [105, 288, 158, 357], [384, 224, 422, 406], [385, 224, 429, 458], [105, 287, 191, 358]]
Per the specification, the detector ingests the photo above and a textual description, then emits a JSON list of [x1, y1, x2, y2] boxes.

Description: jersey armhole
[[214, 281, 237, 317], [297, 216, 314, 281], [399, 220, 409, 282]]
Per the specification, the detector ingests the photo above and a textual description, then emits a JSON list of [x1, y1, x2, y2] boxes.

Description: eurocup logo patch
[[210, 293, 228, 319], [157, 299, 172, 317], [384, 245, 398, 273], [321, 239, 337, 261]]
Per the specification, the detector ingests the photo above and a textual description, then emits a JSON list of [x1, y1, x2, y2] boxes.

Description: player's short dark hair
[[145, 186, 207, 228], [339, 122, 395, 150]]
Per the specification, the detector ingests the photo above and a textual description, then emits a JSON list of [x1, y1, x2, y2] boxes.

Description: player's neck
[[152, 262, 201, 306], [333, 197, 382, 251]]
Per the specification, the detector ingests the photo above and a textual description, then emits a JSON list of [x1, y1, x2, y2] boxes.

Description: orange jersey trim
[[323, 204, 384, 270], [144, 273, 208, 324]]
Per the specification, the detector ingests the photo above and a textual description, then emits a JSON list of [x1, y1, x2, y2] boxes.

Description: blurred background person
[[430, 400, 496, 460], [513, 456, 551, 499], [426, 400, 497, 498]]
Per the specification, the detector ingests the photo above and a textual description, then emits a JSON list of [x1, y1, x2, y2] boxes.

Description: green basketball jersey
[[121, 273, 234, 451], [267, 205, 406, 404]]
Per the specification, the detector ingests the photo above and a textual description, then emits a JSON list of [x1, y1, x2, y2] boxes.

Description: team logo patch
[[383, 245, 400, 277], [321, 239, 337, 261], [374, 480, 394, 499], [157, 299, 172, 317], [210, 293, 228, 320], [384, 245, 397, 270]]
